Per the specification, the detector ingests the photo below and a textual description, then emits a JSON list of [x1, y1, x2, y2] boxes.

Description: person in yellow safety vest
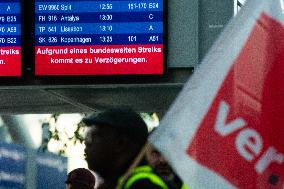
[[118, 144, 188, 189]]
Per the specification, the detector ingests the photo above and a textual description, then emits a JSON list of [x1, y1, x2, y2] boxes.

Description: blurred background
[[0, 113, 159, 189]]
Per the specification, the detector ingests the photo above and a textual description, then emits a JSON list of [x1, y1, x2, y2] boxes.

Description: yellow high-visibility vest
[[118, 165, 188, 189]]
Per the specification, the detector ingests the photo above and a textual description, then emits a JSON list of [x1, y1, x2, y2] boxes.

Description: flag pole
[[115, 142, 151, 189]]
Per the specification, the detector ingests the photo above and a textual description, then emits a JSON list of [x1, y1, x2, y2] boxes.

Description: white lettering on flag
[[214, 101, 246, 136]]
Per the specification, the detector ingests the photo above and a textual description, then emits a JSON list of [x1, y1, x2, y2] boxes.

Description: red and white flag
[[150, 0, 284, 188]]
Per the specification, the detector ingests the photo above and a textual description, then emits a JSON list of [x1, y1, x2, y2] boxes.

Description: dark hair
[[65, 168, 95, 188], [69, 182, 93, 189]]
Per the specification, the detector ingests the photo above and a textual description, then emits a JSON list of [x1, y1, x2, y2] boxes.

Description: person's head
[[146, 144, 175, 182], [83, 107, 148, 179], [65, 168, 96, 189]]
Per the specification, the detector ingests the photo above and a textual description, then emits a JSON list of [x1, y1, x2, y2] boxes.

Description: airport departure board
[[35, 0, 164, 76], [0, 0, 21, 76]]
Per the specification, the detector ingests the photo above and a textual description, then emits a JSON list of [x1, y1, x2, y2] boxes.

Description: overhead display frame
[[34, 0, 166, 78], [0, 0, 21, 77]]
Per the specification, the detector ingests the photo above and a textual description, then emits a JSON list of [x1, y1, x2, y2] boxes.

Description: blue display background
[[0, 142, 26, 189], [0, 3, 20, 14], [0, 0, 20, 2], [36, 151, 67, 189]]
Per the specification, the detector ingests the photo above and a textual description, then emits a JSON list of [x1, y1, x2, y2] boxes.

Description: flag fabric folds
[[150, 0, 284, 188]]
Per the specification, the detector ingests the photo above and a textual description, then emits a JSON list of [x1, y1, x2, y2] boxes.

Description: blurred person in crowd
[[118, 144, 188, 189], [65, 168, 96, 189], [146, 144, 187, 189], [83, 107, 148, 189]]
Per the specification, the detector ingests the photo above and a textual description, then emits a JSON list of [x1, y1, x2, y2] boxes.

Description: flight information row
[[36, 22, 162, 34], [35, 1, 162, 13], [36, 34, 162, 45], [0, 15, 19, 24], [0, 25, 19, 35], [0, 36, 19, 46], [36, 12, 162, 23]]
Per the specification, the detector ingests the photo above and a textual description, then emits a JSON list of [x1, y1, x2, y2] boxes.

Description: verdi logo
[[187, 13, 284, 188]]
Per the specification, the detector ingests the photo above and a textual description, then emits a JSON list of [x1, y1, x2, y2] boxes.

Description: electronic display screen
[[0, 0, 21, 76], [35, 0, 164, 76]]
